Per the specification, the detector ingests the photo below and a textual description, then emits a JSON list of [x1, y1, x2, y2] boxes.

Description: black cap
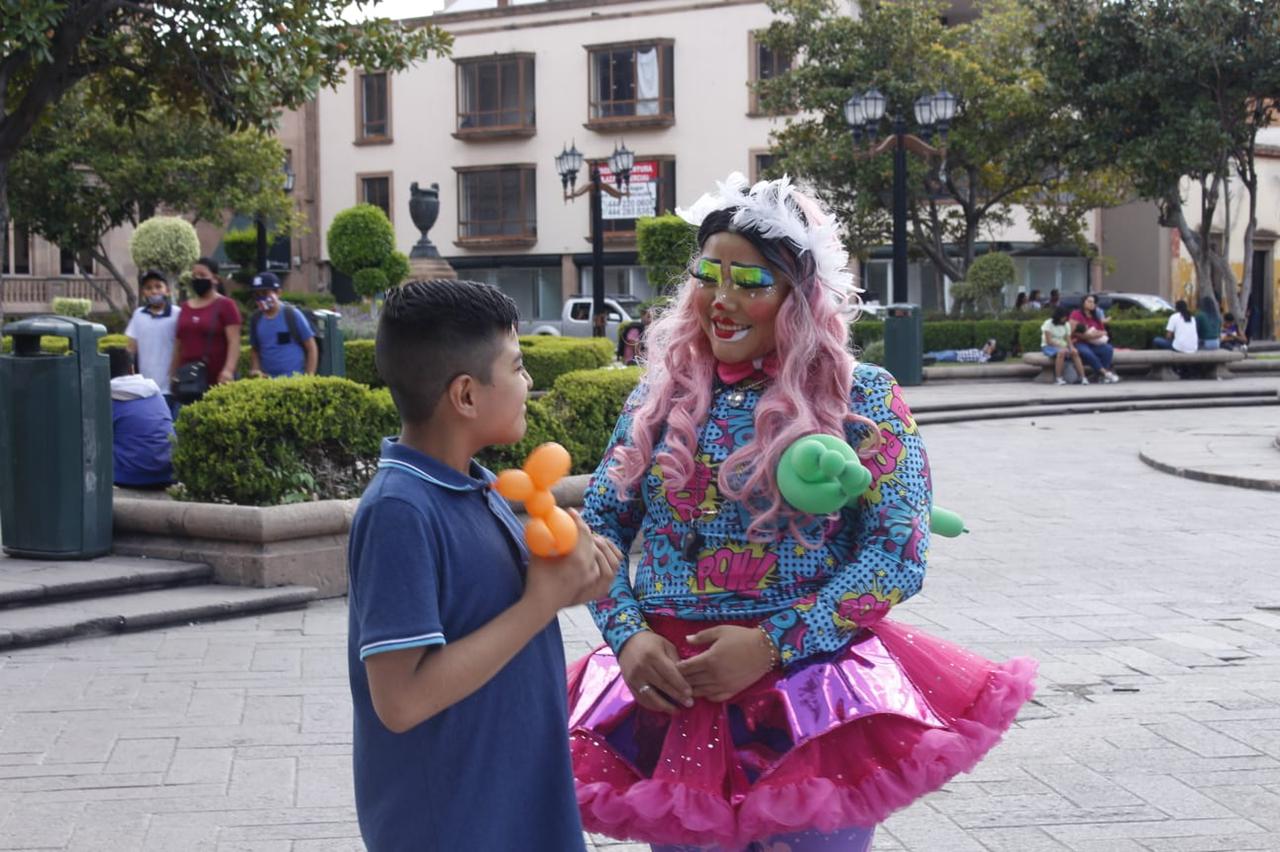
[[250, 272, 281, 291]]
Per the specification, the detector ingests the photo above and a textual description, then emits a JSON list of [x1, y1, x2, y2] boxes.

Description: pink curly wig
[[611, 189, 875, 542]]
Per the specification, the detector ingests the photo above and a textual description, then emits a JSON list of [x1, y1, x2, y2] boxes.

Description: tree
[[0, 0, 451, 324], [636, 214, 698, 293], [8, 89, 300, 317], [1035, 0, 1280, 318], [327, 204, 408, 299], [758, 0, 1121, 287]]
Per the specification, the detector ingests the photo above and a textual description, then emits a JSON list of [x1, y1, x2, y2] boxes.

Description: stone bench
[[1020, 348, 1245, 383]]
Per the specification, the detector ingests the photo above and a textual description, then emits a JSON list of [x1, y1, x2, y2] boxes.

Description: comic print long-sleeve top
[[582, 362, 933, 666]]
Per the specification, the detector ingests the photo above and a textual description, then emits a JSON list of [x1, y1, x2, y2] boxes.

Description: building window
[[586, 41, 674, 128], [456, 166, 537, 245], [464, 266, 561, 320], [356, 71, 391, 143], [59, 246, 94, 276], [456, 54, 535, 137], [749, 32, 793, 115], [2, 222, 31, 275], [750, 152, 777, 183], [358, 173, 393, 221], [592, 158, 675, 240]]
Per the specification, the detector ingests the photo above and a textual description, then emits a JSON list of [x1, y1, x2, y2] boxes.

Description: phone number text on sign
[[597, 161, 658, 220]]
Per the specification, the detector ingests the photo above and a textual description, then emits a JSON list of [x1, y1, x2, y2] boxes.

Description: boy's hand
[[524, 510, 617, 615]]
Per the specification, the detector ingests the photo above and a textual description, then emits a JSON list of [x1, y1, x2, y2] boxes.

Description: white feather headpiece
[[676, 172, 858, 305]]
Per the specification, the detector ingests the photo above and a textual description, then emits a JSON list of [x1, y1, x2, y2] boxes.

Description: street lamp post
[[554, 141, 634, 338], [256, 160, 296, 276], [844, 88, 957, 304]]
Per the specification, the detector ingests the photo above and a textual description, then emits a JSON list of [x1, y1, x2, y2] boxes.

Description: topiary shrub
[[51, 297, 92, 318], [519, 335, 615, 390], [637, 214, 698, 292], [221, 227, 260, 271], [540, 367, 644, 474], [352, 267, 389, 298], [963, 253, 1016, 312], [344, 339, 381, 387], [171, 376, 398, 505], [859, 339, 885, 366], [326, 204, 402, 298], [2, 333, 129, 355], [130, 216, 200, 280]]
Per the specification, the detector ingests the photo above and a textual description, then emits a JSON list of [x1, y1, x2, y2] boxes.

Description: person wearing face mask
[[125, 269, 182, 414], [170, 256, 243, 403], [246, 272, 318, 378], [568, 174, 1038, 852]]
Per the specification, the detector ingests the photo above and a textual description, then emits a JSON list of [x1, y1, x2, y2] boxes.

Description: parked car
[[1058, 292, 1175, 314], [519, 295, 641, 344]]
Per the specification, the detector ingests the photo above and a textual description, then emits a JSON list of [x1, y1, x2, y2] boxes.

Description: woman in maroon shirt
[[1069, 294, 1120, 383], [169, 257, 242, 400]]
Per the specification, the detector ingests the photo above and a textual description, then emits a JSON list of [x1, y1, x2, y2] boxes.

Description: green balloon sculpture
[[777, 435, 967, 537]]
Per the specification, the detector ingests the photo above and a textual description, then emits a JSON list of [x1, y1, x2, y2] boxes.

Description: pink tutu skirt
[[568, 615, 1038, 848]]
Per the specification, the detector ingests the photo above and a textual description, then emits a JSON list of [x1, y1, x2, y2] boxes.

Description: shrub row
[[853, 317, 1172, 355], [519, 335, 614, 390], [477, 366, 643, 476], [172, 376, 398, 506]]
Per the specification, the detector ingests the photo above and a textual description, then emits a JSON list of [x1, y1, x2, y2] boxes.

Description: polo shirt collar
[[377, 437, 489, 492], [143, 302, 174, 318]]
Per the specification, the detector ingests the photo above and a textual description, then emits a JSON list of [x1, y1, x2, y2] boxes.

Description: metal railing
[[0, 277, 120, 315]]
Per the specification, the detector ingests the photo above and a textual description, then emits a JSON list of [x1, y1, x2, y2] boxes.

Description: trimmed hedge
[[51, 297, 92, 318], [1015, 317, 1169, 353], [2, 333, 130, 355], [971, 320, 1024, 353], [476, 366, 643, 476], [171, 376, 397, 505], [345, 339, 380, 387], [922, 321, 976, 352], [519, 335, 614, 390], [851, 318, 884, 345]]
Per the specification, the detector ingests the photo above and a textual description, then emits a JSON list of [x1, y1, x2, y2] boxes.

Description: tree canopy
[[757, 0, 1122, 289], [1035, 0, 1280, 314]]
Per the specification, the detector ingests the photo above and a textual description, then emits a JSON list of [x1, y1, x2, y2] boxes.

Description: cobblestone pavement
[[2, 406, 1279, 852]]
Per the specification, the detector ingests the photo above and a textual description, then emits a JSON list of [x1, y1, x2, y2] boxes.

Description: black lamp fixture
[[844, 85, 959, 317], [554, 140, 633, 338], [282, 160, 296, 194]]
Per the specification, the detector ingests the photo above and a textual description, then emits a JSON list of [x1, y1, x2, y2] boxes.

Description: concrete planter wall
[[112, 474, 593, 598]]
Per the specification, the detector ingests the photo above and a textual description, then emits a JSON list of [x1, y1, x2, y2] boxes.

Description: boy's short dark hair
[[376, 279, 520, 424], [108, 348, 134, 379]]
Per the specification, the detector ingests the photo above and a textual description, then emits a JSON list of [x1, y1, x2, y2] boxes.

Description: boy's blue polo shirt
[[347, 439, 585, 852]]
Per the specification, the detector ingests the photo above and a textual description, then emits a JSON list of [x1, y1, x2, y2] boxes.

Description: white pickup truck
[[519, 295, 641, 344]]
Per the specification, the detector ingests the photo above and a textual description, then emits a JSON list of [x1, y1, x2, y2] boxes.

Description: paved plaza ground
[[2, 402, 1280, 851]]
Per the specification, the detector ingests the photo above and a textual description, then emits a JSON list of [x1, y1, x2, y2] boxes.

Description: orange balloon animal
[[494, 443, 579, 558]]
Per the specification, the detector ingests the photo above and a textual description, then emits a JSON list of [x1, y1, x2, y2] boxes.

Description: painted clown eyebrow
[[691, 258, 775, 288]]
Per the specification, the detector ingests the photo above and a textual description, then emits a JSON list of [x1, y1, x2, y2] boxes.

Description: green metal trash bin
[[0, 316, 112, 559], [883, 303, 923, 387], [313, 310, 345, 378]]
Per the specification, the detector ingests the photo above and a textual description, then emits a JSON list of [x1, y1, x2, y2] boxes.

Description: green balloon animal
[[776, 434, 967, 537]]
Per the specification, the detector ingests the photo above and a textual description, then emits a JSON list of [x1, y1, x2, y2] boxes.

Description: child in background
[[1041, 306, 1088, 385]]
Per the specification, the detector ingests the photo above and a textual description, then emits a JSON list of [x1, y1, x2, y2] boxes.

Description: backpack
[[250, 303, 322, 360]]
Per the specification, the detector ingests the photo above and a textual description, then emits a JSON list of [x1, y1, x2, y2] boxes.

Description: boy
[[124, 269, 180, 412], [107, 348, 175, 487], [347, 279, 620, 851], [247, 272, 318, 377]]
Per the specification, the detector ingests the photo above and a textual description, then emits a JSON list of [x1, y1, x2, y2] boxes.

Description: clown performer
[[569, 173, 1038, 852]]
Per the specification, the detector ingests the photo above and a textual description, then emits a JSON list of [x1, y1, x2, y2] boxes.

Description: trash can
[[883, 303, 923, 387], [313, 309, 346, 378], [0, 316, 112, 559]]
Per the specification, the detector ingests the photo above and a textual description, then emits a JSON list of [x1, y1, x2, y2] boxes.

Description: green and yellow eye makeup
[[691, 258, 776, 291]]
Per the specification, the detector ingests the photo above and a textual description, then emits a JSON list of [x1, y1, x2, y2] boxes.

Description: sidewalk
[[2, 402, 1280, 850]]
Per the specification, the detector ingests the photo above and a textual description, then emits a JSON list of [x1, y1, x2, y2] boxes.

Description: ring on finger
[[636, 684, 652, 694]]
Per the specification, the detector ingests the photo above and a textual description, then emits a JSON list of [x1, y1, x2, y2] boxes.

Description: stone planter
[[112, 474, 593, 598]]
